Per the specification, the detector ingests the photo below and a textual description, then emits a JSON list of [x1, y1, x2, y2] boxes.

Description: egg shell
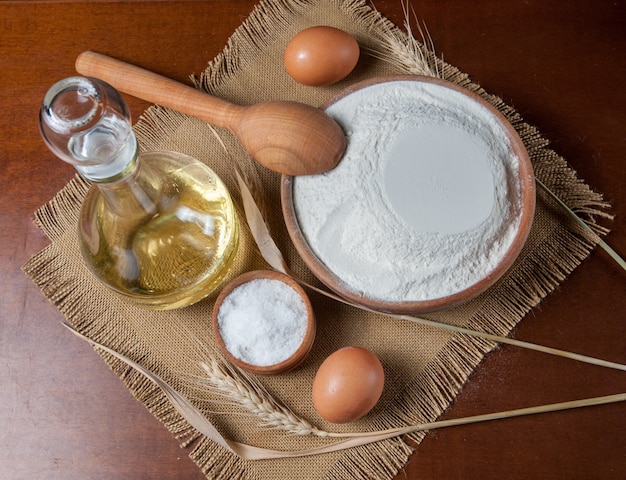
[[312, 346, 384, 423], [284, 26, 360, 86]]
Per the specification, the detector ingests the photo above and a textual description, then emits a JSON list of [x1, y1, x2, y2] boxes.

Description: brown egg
[[284, 26, 360, 86], [312, 346, 384, 423]]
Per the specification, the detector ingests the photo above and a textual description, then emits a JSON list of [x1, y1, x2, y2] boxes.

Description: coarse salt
[[217, 278, 308, 366]]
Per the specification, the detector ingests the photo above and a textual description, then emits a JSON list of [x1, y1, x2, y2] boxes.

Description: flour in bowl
[[291, 80, 523, 302]]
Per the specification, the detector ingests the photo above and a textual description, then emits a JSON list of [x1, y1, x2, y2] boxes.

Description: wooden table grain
[[2, 1, 625, 479]]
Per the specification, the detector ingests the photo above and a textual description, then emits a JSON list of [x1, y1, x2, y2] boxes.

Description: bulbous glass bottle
[[39, 76, 239, 309]]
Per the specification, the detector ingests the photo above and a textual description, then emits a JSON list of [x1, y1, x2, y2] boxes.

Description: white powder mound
[[292, 80, 522, 302], [217, 279, 308, 366]]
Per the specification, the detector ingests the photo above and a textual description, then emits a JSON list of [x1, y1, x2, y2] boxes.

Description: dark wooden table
[[2, 1, 625, 479]]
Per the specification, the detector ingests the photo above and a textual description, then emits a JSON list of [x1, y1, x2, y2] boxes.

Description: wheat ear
[[198, 359, 331, 437], [366, 0, 442, 78]]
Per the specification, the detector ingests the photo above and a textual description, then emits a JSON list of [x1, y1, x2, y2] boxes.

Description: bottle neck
[[40, 76, 140, 183], [76, 131, 140, 183], [94, 150, 164, 218]]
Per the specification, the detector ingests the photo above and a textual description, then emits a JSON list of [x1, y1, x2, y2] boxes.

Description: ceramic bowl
[[281, 75, 536, 315], [212, 270, 316, 374]]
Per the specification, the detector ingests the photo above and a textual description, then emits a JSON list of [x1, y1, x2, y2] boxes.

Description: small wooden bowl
[[212, 270, 316, 375]]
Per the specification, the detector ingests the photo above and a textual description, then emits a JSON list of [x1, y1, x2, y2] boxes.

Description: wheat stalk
[[366, 0, 442, 78], [63, 322, 626, 460], [198, 358, 328, 437]]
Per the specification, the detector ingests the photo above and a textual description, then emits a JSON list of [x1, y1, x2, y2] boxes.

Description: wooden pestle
[[75, 51, 346, 176]]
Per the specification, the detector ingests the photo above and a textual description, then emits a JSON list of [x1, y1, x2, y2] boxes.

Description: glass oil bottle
[[39, 76, 239, 309]]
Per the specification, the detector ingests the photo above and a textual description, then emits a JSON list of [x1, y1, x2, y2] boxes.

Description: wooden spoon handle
[[75, 51, 244, 130]]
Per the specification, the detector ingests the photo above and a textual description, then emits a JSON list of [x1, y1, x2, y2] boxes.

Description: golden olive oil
[[79, 152, 239, 309]]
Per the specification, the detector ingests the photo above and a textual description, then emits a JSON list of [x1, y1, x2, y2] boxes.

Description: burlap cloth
[[24, 1, 612, 479]]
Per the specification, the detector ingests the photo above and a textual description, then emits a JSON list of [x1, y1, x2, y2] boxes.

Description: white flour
[[292, 80, 522, 302]]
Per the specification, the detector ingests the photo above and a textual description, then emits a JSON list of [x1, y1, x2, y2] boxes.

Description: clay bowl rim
[[281, 75, 536, 315], [212, 269, 316, 375]]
